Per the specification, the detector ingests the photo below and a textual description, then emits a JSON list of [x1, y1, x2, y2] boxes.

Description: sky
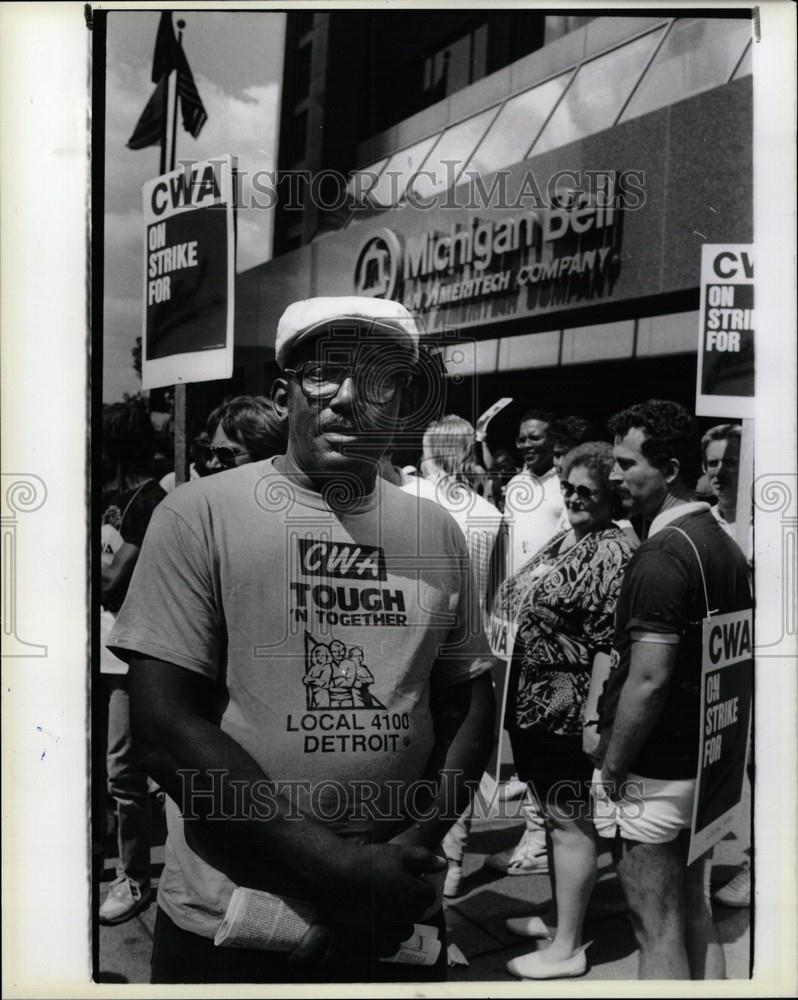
[[103, 10, 285, 401]]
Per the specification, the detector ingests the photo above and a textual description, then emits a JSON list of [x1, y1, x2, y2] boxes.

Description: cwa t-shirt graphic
[[302, 632, 385, 710]]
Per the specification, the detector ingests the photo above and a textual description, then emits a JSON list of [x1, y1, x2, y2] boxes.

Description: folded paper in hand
[[214, 887, 318, 951], [215, 887, 441, 965]]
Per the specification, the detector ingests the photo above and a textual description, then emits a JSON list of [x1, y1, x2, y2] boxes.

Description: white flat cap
[[276, 296, 421, 367]]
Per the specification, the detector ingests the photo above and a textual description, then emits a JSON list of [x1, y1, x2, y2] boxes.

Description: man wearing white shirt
[[701, 424, 751, 560], [501, 410, 564, 579]]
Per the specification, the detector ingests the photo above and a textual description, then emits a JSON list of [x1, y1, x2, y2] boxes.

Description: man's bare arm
[[128, 655, 440, 955], [600, 641, 677, 792], [389, 671, 495, 850], [101, 542, 140, 607]]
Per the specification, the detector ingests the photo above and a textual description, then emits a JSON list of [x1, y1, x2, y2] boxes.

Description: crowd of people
[[97, 393, 288, 924], [96, 296, 752, 983]]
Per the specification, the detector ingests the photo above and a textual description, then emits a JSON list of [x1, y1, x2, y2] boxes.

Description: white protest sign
[[141, 155, 235, 390], [695, 244, 754, 418], [688, 609, 753, 864]]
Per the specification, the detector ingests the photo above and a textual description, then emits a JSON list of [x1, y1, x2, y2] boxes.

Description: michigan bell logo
[[354, 228, 402, 299]]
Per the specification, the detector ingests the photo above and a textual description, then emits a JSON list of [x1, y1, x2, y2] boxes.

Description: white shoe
[[713, 862, 751, 908], [506, 946, 588, 980], [99, 875, 152, 925], [505, 915, 554, 939]]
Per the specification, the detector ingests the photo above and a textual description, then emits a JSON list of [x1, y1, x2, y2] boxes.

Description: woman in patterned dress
[[496, 442, 635, 979]]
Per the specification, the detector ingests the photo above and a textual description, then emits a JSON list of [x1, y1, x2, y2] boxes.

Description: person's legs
[[488, 727, 548, 875], [507, 749, 596, 953], [442, 809, 472, 865], [442, 807, 472, 897], [542, 809, 597, 961], [106, 674, 151, 888], [505, 796, 594, 983], [521, 795, 546, 835], [713, 746, 753, 907], [613, 836, 689, 979], [682, 837, 726, 979]]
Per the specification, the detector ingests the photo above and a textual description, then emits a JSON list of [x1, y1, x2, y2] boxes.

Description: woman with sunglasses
[[161, 396, 288, 491], [494, 442, 635, 980], [199, 395, 288, 474]]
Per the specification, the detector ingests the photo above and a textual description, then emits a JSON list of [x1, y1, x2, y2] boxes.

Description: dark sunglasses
[[560, 480, 601, 503], [704, 457, 739, 472], [194, 442, 250, 468]]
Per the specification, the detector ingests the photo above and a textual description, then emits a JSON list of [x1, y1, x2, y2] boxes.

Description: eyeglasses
[[704, 458, 739, 472], [195, 442, 251, 468], [284, 362, 412, 405], [560, 480, 601, 503]]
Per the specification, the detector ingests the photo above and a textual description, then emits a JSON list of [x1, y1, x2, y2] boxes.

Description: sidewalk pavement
[[98, 812, 751, 984]]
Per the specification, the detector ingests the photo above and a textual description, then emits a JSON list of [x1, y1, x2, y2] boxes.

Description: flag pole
[[172, 24, 190, 485], [158, 69, 168, 174], [158, 12, 171, 174], [169, 20, 185, 172]]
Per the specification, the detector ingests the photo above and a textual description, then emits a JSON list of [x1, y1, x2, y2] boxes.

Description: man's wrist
[[307, 839, 361, 900]]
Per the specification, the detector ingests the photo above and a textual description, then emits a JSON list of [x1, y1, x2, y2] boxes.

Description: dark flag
[[127, 11, 207, 152], [175, 45, 208, 139], [127, 75, 167, 150], [151, 11, 180, 83]]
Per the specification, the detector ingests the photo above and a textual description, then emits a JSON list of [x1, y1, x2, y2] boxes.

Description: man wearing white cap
[[108, 297, 496, 983]]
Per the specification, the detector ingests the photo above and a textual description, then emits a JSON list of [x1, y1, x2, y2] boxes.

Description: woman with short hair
[[495, 442, 635, 979], [161, 395, 288, 490], [199, 395, 288, 473]]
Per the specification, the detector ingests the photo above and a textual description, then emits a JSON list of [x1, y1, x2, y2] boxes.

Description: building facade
[[231, 11, 753, 453]]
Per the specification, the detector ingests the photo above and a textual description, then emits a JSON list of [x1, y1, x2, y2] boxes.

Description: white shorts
[[592, 768, 695, 844]]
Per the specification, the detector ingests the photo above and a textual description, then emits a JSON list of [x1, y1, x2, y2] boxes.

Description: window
[[295, 10, 314, 37], [460, 71, 573, 180], [544, 15, 595, 45], [407, 105, 499, 199], [365, 135, 441, 207], [294, 43, 312, 103], [422, 24, 488, 102], [531, 26, 667, 156], [346, 157, 389, 202], [289, 109, 308, 163], [619, 18, 752, 123]]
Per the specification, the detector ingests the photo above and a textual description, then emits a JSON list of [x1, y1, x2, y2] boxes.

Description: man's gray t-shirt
[[109, 457, 493, 937]]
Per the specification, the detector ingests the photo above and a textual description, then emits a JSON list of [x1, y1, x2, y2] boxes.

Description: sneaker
[[99, 875, 152, 925], [486, 828, 548, 875], [713, 862, 751, 908], [444, 862, 464, 898]]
